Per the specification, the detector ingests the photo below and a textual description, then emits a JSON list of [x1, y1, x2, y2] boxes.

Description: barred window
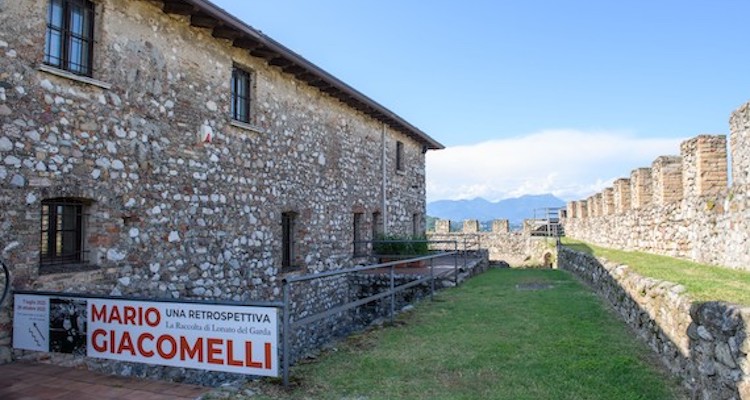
[[231, 67, 252, 123], [281, 212, 297, 270], [44, 0, 95, 77], [41, 199, 86, 266]]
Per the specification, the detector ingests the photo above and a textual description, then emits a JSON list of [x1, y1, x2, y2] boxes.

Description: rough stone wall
[[730, 102, 750, 191], [587, 196, 596, 217], [559, 247, 750, 400], [435, 219, 450, 234], [574, 200, 589, 218], [492, 219, 509, 233], [463, 219, 479, 233], [427, 219, 557, 267], [0, 0, 431, 365], [602, 187, 615, 215], [565, 126, 750, 270], [682, 136, 728, 201], [566, 201, 576, 219]]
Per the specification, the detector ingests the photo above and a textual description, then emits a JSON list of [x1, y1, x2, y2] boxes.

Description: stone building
[[0, 0, 443, 364]]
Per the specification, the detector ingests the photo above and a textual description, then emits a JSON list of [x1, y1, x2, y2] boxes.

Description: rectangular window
[[396, 141, 404, 171], [231, 67, 252, 123], [41, 199, 84, 265], [44, 0, 95, 77], [281, 212, 296, 270], [353, 213, 364, 256]]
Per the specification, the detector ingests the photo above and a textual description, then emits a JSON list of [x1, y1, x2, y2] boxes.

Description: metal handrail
[[281, 249, 459, 386], [0, 260, 9, 307]]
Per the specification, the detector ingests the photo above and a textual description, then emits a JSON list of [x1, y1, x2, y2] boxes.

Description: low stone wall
[[427, 227, 557, 267], [11, 254, 489, 385], [559, 247, 750, 399]]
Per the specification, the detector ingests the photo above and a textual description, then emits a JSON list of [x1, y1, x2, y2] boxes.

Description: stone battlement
[[428, 219, 556, 267], [564, 100, 750, 270], [433, 219, 511, 234]]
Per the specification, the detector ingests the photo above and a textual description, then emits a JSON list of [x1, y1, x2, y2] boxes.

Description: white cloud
[[426, 129, 684, 202]]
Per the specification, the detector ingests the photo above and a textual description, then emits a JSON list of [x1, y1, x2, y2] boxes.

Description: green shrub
[[373, 235, 429, 256]]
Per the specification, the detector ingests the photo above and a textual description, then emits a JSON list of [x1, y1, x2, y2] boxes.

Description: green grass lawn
[[562, 238, 750, 305], [240, 269, 684, 400]]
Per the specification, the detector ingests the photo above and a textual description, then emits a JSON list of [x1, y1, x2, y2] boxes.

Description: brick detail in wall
[[652, 155, 684, 205], [630, 168, 653, 209], [613, 178, 631, 214]]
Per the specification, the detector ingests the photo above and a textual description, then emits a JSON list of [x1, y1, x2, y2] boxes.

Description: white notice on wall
[[13, 295, 50, 352], [12, 294, 279, 377]]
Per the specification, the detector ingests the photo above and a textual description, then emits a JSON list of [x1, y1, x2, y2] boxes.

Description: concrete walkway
[[0, 362, 211, 400]]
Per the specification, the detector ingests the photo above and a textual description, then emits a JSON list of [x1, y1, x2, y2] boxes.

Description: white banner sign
[[13, 294, 279, 377]]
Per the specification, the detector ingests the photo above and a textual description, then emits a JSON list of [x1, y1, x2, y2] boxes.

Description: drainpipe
[[381, 123, 388, 236]]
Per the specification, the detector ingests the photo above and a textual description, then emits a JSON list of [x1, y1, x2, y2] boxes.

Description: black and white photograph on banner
[[49, 298, 87, 355]]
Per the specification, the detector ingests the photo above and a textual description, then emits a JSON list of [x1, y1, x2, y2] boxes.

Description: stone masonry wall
[[559, 247, 750, 399], [565, 122, 750, 270], [428, 219, 556, 267], [0, 0, 432, 366]]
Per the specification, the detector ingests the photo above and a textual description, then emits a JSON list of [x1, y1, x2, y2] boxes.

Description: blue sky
[[212, 0, 750, 202]]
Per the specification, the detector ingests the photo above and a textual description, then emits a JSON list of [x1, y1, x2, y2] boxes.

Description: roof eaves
[[171, 0, 445, 150]]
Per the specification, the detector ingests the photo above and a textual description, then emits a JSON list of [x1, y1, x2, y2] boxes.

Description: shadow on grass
[[559, 244, 745, 399]]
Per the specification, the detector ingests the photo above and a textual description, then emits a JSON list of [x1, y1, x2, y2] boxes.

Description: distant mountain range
[[427, 194, 566, 224]]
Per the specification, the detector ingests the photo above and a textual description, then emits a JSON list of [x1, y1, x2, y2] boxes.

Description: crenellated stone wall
[[427, 219, 557, 267], [565, 103, 750, 271], [559, 247, 750, 399]]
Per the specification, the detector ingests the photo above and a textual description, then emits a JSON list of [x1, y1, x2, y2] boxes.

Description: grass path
[[241, 269, 685, 400], [562, 238, 750, 305]]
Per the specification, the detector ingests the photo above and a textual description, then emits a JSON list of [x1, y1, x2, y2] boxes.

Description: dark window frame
[[40, 199, 86, 267], [396, 141, 404, 171], [281, 211, 297, 271], [44, 0, 96, 77], [231, 67, 252, 123]]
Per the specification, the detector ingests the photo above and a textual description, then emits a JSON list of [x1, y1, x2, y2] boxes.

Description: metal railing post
[[463, 236, 467, 270], [282, 280, 291, 387], [389, 264, 395, 324], [454, 241, 459, 286], [429, 256, 434, 301]]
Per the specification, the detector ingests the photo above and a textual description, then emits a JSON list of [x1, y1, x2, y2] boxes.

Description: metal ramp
[[528, 207, 565, 238]]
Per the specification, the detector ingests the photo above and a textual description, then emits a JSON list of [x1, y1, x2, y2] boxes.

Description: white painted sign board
[[13, 294, 278, 377]]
